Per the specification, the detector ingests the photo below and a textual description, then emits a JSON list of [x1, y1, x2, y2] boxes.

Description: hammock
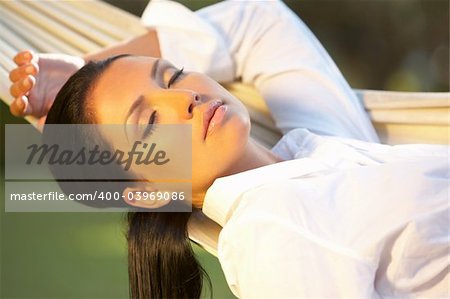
[[1, 0, 448, 256]]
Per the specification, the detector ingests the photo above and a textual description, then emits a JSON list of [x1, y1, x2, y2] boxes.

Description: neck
[[226, 137, 283, 175], [192, 138, 283, 207]]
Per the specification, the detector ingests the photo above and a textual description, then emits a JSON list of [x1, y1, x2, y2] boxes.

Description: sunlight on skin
[[90, 56, 258, 207]]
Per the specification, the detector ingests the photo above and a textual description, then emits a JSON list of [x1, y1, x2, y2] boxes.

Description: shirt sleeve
[[141, 0, 379, 141], [141, 0, 234, 82]]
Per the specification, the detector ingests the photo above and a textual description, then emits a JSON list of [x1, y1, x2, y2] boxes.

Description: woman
[[8, 1, 449, 298]]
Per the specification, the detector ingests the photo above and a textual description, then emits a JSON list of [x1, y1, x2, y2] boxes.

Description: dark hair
[[45, 54, 210, 298]]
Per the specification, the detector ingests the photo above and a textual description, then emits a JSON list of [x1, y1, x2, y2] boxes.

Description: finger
[[9, 62, 39, 83], [21, 96, 34, 115], [9, 75, 35, 98], [13, 50, 34, 66], [9, 95, 27, 117]]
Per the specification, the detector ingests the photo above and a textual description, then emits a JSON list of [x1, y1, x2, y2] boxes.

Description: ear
[[122, 185, 172, 209]]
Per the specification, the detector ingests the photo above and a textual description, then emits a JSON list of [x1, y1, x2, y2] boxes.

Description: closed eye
[[142, 110, 158, 139], [167, 67, 184, 88]]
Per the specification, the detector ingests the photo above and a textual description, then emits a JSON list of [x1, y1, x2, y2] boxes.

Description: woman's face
[[90, 56, 250, 200]]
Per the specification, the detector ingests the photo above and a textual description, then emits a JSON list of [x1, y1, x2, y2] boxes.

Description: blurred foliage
[[104, 0, 449, 92], [284, 0, 449, 92]]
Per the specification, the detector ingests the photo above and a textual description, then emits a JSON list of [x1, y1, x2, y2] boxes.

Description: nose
[[186, 92, 200, 116], [154, 89, 201, 120], [178, 90, 200, 119]]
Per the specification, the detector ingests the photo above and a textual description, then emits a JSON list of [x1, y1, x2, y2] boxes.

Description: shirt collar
[[202, 157, 328, 227]]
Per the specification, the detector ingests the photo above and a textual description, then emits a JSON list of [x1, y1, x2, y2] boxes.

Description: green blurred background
[[1, 0, 449, 299]]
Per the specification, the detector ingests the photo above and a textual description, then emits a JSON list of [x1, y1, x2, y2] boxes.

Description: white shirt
[[142, 1, 450, 298], [204, 128, 449, 298]]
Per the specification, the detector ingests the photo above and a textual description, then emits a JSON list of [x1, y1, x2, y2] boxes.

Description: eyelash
[[167, 67, 184, 88], [143, 110, 158, 139], [143, 67, 184, 139]]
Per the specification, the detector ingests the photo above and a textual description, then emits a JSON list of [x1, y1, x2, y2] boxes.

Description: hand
[[9, 50, 85, 124]]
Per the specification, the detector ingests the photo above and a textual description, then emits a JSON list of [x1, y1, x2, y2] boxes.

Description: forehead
[[90, 56, 157, 124]]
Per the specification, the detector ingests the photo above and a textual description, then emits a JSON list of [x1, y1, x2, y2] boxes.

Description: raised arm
[[84, 30, 160, 61]]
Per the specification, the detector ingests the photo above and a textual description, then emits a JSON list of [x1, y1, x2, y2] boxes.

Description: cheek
[[156, 106, 180, 123]]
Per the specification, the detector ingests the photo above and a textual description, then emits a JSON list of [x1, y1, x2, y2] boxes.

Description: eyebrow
[[123, 58, 161, 140], [151, 58, 161, 80]]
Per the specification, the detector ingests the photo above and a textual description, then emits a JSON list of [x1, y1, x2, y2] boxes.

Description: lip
[[203, 100, 225, 140]]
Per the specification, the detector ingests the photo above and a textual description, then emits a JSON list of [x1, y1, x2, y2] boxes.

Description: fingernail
[[25, 65, 34, 74], [23, 78, 30, 88]]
